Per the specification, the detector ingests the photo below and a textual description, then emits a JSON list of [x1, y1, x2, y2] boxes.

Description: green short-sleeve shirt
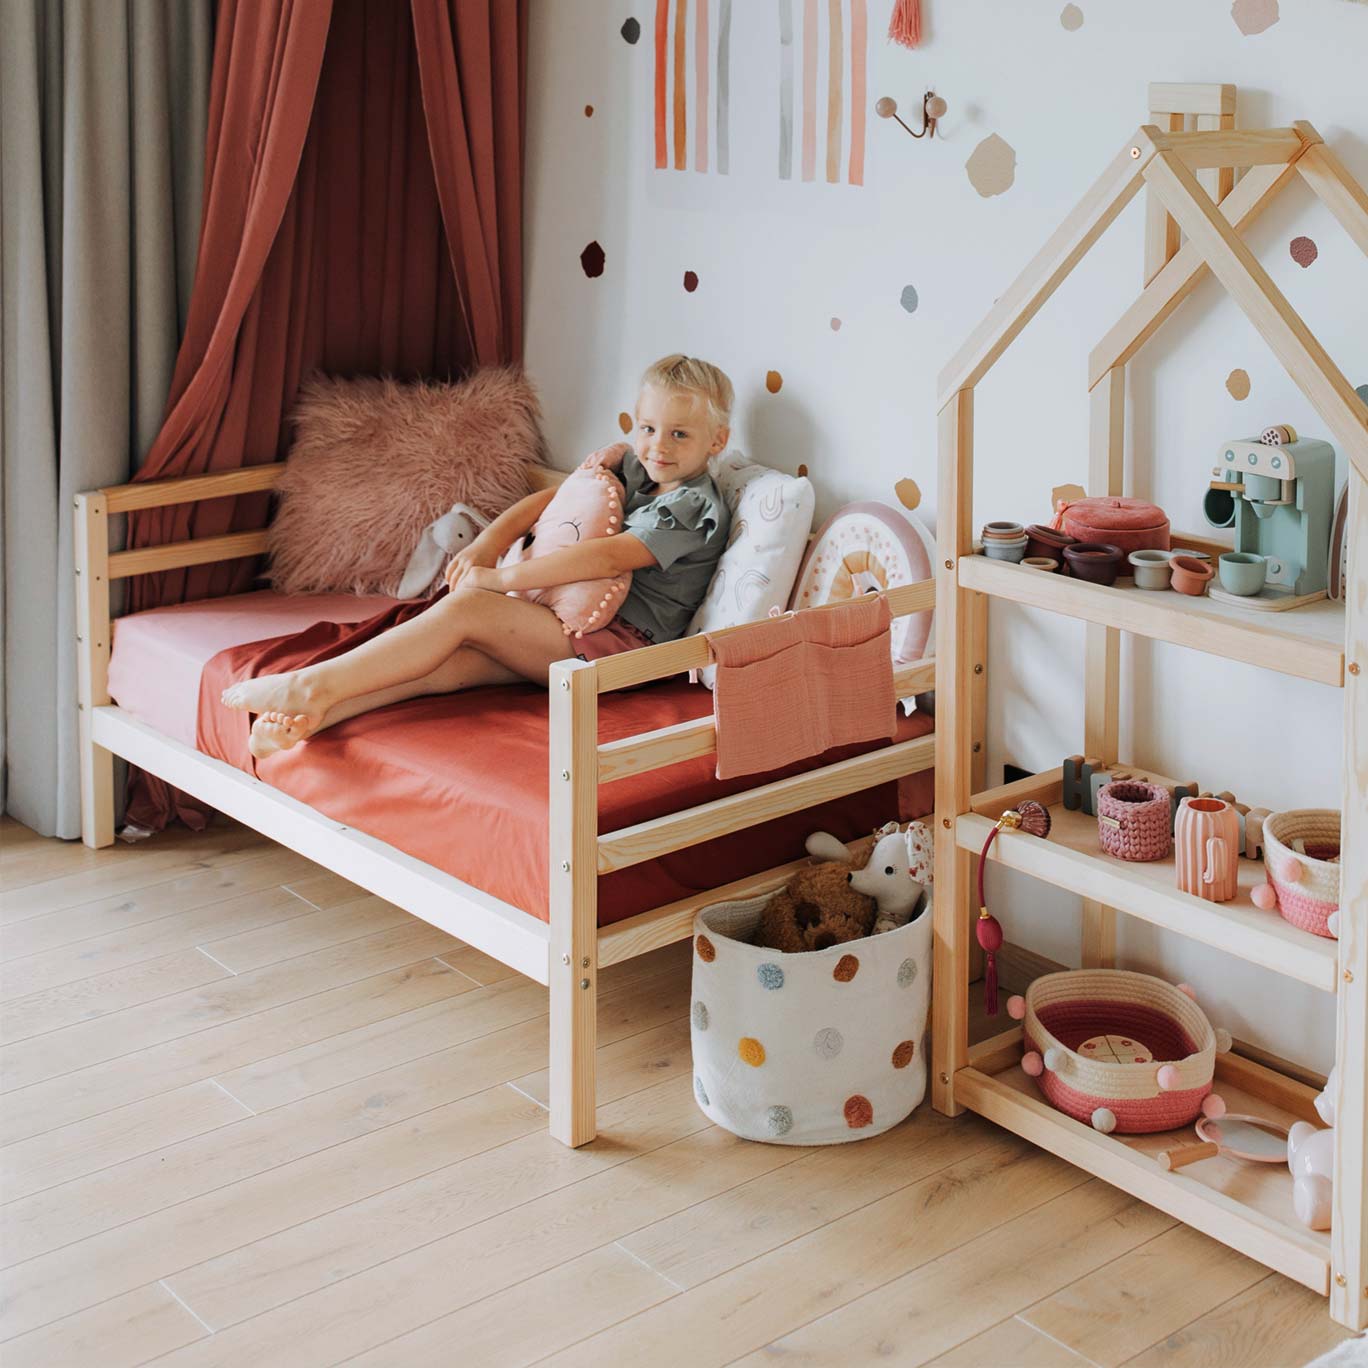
[[616, 450, 730, 644]]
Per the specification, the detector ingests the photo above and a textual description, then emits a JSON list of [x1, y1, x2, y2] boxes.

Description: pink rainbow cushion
[[501, 466, 632, 636]]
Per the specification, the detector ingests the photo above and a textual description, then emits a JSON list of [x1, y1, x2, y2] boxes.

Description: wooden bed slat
[[597, 657, 936, 783], [597, 733, 935, 873]]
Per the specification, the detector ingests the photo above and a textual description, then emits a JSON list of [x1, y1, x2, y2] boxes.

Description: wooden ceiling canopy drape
[[125, 0, 528, 613]]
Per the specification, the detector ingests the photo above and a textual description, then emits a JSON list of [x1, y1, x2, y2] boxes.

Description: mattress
[[108, 591, 934, 926]]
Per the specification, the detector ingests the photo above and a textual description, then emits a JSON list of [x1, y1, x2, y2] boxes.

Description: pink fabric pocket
[[706, 597, 897, 780]]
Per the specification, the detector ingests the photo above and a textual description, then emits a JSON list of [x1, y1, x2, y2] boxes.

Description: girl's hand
[[444, 545, 504, 593], [445, 559, 506, 594], [579, 442, 631, 472]]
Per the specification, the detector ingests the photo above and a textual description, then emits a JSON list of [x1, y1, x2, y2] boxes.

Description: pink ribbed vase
[[1175, 797, 1239, 902]]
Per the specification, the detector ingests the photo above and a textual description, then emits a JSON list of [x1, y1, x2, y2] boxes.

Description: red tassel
[[887, 0, 921, 48], [977, 909, 1004, 1016]]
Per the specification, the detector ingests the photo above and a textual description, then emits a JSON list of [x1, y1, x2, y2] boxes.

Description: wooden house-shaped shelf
[[931, 92, 1368, 1331]]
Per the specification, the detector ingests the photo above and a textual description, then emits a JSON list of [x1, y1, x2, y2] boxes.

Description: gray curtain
[[1, 0, 212, 837]]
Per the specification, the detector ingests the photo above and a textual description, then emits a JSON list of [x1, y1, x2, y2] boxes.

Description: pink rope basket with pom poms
[[1251, 809, 1341, 939], [1008, 971, 1231, 1134]]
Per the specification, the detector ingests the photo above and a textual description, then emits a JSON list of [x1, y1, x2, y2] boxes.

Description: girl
[[223, 355, 734, 757]]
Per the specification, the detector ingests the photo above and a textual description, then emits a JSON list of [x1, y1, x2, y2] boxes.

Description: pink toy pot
[[1058, 496, 1170, 555], [1097, 780, 1172, 862], [1175, 797, 1239, 903]]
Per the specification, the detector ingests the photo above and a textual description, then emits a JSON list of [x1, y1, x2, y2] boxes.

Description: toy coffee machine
[[1204, 424, 1336, 603]]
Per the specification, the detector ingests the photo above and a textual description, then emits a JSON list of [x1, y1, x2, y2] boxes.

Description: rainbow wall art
[[653, 0, 868, 185]]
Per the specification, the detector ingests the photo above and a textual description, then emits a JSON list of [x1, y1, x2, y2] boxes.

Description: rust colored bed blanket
[[195, 601, 934, 927]]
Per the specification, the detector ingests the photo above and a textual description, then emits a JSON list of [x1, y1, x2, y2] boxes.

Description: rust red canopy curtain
[[126, 0, 528, 612], [124, 0, 527, 827]]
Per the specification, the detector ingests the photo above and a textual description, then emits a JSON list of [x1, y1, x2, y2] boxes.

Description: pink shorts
[[572, 617, 654, 662]]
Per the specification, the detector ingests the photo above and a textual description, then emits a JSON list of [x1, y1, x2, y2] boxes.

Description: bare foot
[[221, 671, 325, 722], [249, 711, 315, 759]]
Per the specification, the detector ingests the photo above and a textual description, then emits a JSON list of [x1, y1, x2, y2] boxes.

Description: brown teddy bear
[[754, 838, 876, 953]]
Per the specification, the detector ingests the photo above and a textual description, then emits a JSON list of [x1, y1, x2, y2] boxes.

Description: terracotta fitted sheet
[[108, 591, 934, 926]]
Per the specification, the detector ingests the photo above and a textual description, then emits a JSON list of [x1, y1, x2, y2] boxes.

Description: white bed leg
[[548, 660, 600, 1147], [74, 492, 115, 848]]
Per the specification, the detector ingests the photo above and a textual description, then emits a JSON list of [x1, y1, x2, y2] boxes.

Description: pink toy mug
[[1175, 797, 1239, 903]]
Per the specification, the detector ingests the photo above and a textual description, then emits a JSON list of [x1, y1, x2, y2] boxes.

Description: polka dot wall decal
[[1060, 3, 1083, 29], [1357, 384, 1368, 406], [617, 411, 633, 434], [891, 1040, 916, 1069], [829, 317, 842, 331], [1226, 368, 1252, 401], [757, 963, 785, 991], [833, 954, 860, 982], [844, 1095, 874, 1129], [767, 1105, 794, 1137], [897, 957, 918, 987], [620, 16, 641, 43], [1231, 0, 1279, 35], [584, 104, 594, 118], [1290, 236, 1318, 267], [813, 1027, 844, 1059], [765, 370, 784, 394], [738, 1036, 766, 1067], [694, 1075, 709, 1107], [899, 285, 919, 314], [580, 240, 605, 279], [695, 934, 715, 962], [683, 269, 699, 293], [966, 133, 1016, 199], [691, 1001, 709, 1031]]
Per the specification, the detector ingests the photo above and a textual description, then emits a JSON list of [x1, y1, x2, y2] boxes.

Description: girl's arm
[[444, 487, 555, 588], [453, 532, 658, 594]]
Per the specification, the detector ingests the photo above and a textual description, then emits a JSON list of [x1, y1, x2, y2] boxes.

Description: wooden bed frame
[[73, 462, 975, 1147]]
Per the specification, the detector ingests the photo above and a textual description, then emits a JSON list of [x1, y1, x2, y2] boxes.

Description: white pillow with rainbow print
[[687, 451, 816, 687]]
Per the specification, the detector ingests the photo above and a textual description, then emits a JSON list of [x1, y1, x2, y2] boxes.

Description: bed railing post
[[74, 492, 115, 848], [548, 657, 600, 1147]]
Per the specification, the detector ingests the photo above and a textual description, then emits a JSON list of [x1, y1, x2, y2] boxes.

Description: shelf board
[[958, 779, 1339, 994], [959, 554, 1346, 687], [956, 1051, 1331, 1295]]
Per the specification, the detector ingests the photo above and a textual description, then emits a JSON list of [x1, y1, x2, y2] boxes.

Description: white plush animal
[[1288, 1065, 1338, 1231], [396, 501, 490, 599], [806, 821, 931, 935]]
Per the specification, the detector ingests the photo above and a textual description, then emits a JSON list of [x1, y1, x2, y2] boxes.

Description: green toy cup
[[1218, 551, 1268, 596]]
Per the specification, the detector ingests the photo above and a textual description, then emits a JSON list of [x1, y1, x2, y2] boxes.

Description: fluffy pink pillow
[[500, 467, 632, 636], [268, 370, 544, 595]]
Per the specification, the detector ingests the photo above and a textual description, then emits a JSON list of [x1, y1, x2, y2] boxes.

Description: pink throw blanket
[[706, 596, 897, 780]]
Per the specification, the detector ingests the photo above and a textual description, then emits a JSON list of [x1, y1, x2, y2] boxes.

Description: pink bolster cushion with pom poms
[[500, 467, 633, 637]]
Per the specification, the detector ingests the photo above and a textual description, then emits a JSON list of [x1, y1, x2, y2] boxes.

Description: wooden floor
[[1, 817, 1360, 1368]]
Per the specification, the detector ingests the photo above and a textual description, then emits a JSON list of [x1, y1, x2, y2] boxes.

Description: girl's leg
[[249, 645, 521, 757], [224, 589, 572, 722]]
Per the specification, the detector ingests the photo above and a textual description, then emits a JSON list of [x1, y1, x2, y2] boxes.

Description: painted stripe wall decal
[[801, 0, 818, 181], [778, 0, 795, 179], [673, 0, 688, 170], [717, 0, 732, 173], [826, 0, 843, 182], [696, 0, 709, 172], [849, 0, 867, 185], [654, 0, 669, 168]]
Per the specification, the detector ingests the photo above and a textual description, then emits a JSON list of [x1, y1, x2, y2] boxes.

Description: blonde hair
[[640, 354, 734, 429]]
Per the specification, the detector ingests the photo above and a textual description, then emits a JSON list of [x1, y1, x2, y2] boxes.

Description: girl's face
[[633, 385, 729, 488]]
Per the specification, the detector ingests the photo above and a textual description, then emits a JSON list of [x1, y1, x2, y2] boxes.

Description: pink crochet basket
[[1013, 971, 1226, 1134], [1096, 780, 1172, 862], [1262, 809, 1341, 939]]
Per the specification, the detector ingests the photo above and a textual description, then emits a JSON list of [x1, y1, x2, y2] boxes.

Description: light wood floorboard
[[2, 821, 1359, 1367]]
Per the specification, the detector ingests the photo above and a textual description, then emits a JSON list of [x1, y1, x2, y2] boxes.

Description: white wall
[[524, 0, 1367, 1072]]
